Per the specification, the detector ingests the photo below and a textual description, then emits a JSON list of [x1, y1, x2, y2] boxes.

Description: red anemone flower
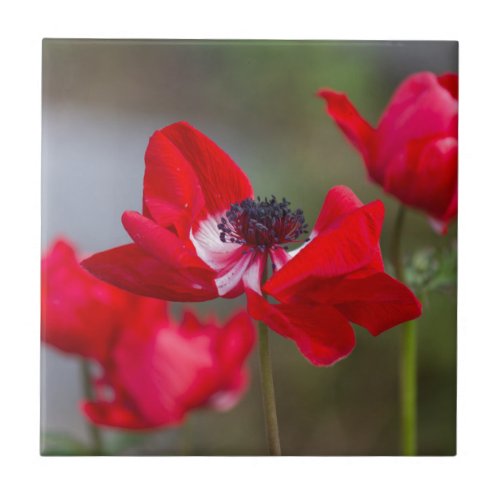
[[83, 309, 255, 430], [82, 122, 421, 366], [319, 72, 458, 233]]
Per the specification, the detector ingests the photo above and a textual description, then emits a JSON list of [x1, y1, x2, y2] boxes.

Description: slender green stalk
[[258, 320, 282, 455], [391, 205, 418, 456], [391, 205, 406, 281], [400, 319, 417, 455], [80, 359, 104, 455], [258, 265, 282, 456]]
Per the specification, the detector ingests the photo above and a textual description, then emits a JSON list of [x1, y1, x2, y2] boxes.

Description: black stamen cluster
[[218, 195, 309, 251]]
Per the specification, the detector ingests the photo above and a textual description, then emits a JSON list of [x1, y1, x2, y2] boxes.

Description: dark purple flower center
[[218, 196, 309, 251]]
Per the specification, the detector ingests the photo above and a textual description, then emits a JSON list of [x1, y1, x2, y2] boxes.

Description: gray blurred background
[[42, 40, 457, 455]]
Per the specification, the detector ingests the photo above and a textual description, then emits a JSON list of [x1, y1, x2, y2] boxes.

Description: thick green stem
[[80, 359, 104, 455], [391, 205, 418, 456], [258, 265, 282, 456]]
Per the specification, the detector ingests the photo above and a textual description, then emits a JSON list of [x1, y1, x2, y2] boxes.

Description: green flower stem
[[258, 320, 282, 455], [80, 359, 104, 455], [391, 205, 418, 456], [400, 319, 417, 455], [258, 265, 282, 456]]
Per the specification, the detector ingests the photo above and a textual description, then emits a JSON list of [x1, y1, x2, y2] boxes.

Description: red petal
[[279, 271, 421, 336], [247, 290, 355, 366], [41, 239, 130, 361], [265, 200, 384, 296], [159, 122, 254, 219], [122, 211, 209, 270], [207, 369, 249, 411], [311, 185, 363, 236], [81, 244, 218, 302], [376, 72, 458, 174], [438, 73, 458, 100], [143, 129, 205, 238], [384, 136, 458, 222], [215, 310, 256, 375], [318, 89, 375, 167], [81, 400, 179, 430]]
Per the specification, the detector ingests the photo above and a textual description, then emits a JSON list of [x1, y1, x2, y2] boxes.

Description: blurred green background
[[42, 40, 457, 455]]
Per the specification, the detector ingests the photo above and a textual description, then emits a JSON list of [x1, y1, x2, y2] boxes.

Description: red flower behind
[[41, 239, 133, 362], [83, 309, 255, 430], [319, 72, 458, 233], [82, 122, 421, 366], [42, 238, 255, 428]]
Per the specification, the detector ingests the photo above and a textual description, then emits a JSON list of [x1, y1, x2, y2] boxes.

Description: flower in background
[[82, 122, 421, 366], [319, 72, 458, 233], [83, 309, 255, 429], [42, 238, 255, 428], [41, 238, 134, 362]]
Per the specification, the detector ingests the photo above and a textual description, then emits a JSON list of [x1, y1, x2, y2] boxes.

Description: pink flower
[[319, 72, 458, 233], [41, 238, 134, 362], [83, 309, 255, 429]]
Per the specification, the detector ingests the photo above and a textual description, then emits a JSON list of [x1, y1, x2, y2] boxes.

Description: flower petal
[[41, 239, 130, 362], [190, 213, 266, 297], [318, 89, 375, 167], [277, 271, 421, 336], [143, 128, 205, 238], [159, 122, 254, 219], [384, 136, 458, 223], [215, 310, 256, 374], [122, 211, 209, 270], [310, 185, 363, 236], [190, 213, 243, 272], [82, 400, 181, 430], [438, 73, 458, 100], [81, 244, 218, 302], [265, 200, 384, 296], [247, 290, 355, 366], [376, 72, 458, 175]]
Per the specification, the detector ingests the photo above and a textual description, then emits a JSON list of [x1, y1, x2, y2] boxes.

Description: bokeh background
[[41, 39, 457, 455]]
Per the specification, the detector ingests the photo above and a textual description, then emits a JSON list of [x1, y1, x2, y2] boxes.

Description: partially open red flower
[[319, 72, 458, 233], [82, 309, 255, 430], [82, 122, 421, 366]]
